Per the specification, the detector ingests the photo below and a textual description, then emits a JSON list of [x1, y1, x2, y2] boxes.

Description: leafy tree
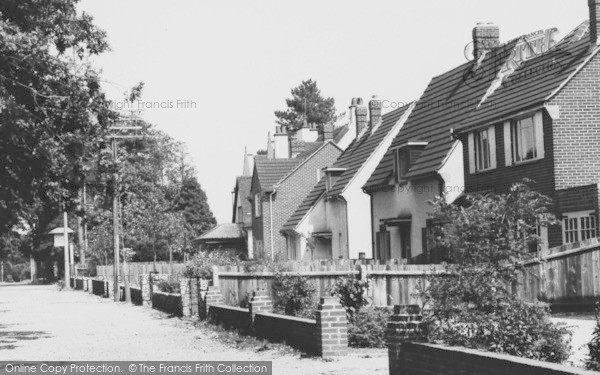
[[586, 302, 600, 371], [274, 79, 342, 132], [0, 0, 114, 234], [173, 178, 216, 253], [423, 181, 571, 363]]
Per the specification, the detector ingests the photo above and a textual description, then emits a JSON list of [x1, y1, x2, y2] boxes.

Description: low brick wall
[[119, 285, 143, 306], [151, 291, 182, 316], [208, 305, 251, 331], [91, 279, 107, 297], [254, 312, 318, 354], [386, 305, 595, 375], [398, 343, 596, 375]]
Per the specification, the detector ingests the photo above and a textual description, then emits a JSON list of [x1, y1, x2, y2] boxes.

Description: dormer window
[[323, 167, 346, 192], [393, 142, 427, 183]]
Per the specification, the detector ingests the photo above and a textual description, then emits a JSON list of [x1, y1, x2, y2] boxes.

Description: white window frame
[[562, 210, 597, 244], [253, 193, 262, 218], [504, 112, 544, 166], [468, 125, 496, 173]]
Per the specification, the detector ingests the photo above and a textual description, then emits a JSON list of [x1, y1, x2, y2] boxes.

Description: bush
[[272, 273, 318, 319], [348, 306, 391, 348], [156, 280, 180, 294], [586, 302, 600, 371], [183, 251, 239, 279], [328, 276, 369, 317]]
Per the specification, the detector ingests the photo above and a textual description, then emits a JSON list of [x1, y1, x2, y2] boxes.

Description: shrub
[[348, 306, 391, 348], [328, 276, 369, 317], [272, 273, 318, 319], [156, 280, 180, 294], [183, 251, 239, 279], [586, 302, 600, 371], [424, 182, 571, 363]]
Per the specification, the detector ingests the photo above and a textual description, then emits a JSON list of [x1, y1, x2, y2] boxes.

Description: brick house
[[250, 127, 342, 260], [455, 3, 600, 249], [281, 98, 415, 260]]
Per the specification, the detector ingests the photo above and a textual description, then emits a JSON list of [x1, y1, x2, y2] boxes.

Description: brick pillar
[[315, 296, 348, 358], [140, 274, 151, 306], [200, 286, 223, 320], [248, 289, 272, 325], [190, 278, 199, 316], [179, 278, 191, 318], [386, 305, 428, 375]]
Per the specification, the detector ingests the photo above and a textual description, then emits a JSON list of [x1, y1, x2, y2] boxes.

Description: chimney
[[274, 126, 290, 159], [297, 120, 318, 142], [290, 140, 306, 158], [323, 123, 334, 141], [590, 0, 600, 45], [472, 23, 500, 59], [369, 95, 382, 131], [355, 97, 368, 136], [266, 131, 274, 159]]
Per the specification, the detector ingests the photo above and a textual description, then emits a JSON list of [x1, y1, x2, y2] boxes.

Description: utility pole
[[63, 208, 71, 289], [108, 122, 143, 303]]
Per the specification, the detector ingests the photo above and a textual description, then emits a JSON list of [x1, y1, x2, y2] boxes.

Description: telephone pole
[[108, 121, 143, 302]]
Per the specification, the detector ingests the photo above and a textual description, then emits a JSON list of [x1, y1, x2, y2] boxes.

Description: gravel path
[[0, 283, 387, 374]]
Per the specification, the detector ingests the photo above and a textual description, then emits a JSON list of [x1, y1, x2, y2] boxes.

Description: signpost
[[49, 224, 74, 288]]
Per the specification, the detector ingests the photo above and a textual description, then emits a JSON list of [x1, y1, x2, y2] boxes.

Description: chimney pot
[[472, 23, 500, 59]]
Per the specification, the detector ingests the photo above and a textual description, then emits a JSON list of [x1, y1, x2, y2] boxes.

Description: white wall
[[438, 141, 465, 204]]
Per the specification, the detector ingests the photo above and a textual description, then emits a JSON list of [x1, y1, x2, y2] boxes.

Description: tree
[[274, 79, 342, 132], [423, 181, 571, 363], [173, 177, 216, 253], [0, 0, 114, 234]]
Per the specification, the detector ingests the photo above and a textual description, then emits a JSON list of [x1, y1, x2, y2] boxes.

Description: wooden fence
[[95, 239, 600, 309]]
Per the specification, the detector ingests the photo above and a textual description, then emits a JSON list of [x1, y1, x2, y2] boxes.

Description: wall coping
[[210, 304, 250, 313], [410, 343, 597, 375], [255, 311, 316, 325], [152, 290, 182, 297]]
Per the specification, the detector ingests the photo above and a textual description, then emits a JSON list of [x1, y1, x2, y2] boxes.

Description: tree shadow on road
[[0, 324, 52, 351]]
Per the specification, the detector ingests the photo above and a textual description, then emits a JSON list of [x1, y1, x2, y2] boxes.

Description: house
[[281, 97, 415, 260], [361, 23, 532, 263], [231, 149, 254, 257], [454, 2, 600, 249], [196, 223, 247, 255], [250, 123, 343, 260]]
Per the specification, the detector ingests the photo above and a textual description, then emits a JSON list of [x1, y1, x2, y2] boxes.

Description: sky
[[78, 0, 588, 224]]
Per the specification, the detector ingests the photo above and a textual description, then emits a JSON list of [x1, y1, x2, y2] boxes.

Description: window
[[253, 193, 261, 217], [504, 112, 544, 166], [563, 211, 597, 244], [475, 128, 491, 170], [468, 126, 496, 173], [394, 149, 409, 183]]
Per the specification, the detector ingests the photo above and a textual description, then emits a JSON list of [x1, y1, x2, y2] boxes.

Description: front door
[[399, 223, 411, 262]]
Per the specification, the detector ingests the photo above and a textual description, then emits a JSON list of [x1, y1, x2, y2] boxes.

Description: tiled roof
[[234, 176, 252, 227], [282, 104, 412, 231], [364, 39, 521, 190], [326, 103, 413, 197], [197, 223, 244, 241], [459, 32, 597, 131], [296, 142, 324, 159], [254, 158, 303, 192], [281, 178, 327, 232]]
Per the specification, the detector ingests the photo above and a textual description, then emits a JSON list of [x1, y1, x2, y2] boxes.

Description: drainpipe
[[269, 192, 274, 261]]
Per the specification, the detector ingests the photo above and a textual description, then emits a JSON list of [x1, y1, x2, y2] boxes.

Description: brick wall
[[270, 143, 342, 259], [208, 305, 251, 331], [397, 343, 595, 375], [151, 291, 183, 317], [254, 312, 318, 354], [386, 304, 594, 375]]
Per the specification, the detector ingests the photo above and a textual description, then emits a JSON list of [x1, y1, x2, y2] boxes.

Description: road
[[0, 283, 388, 374]]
